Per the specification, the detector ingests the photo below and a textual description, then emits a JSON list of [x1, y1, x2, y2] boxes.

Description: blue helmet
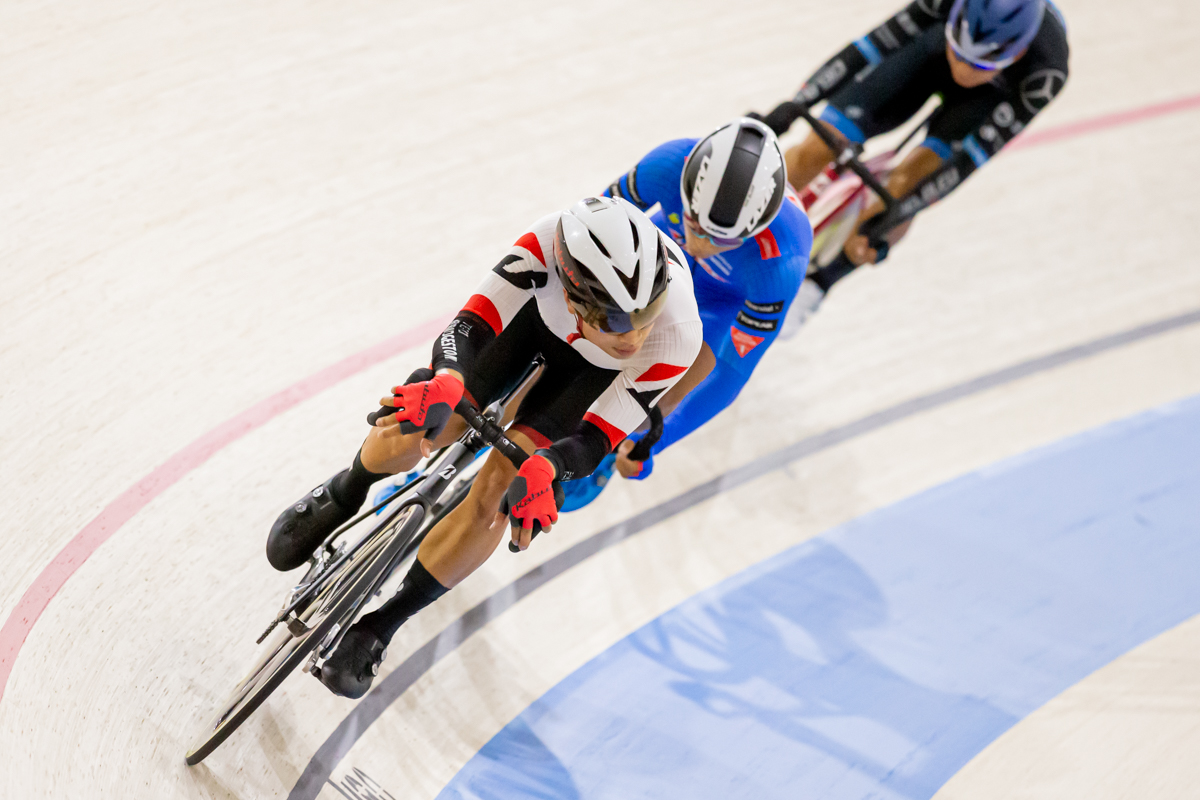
[[945, 0, 1046, 70]]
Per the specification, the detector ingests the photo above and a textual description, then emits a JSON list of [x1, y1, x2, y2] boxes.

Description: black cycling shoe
[[266, 473, 355, 571], [316, 627, 387, 699]]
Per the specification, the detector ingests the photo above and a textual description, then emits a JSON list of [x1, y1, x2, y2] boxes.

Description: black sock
[[357, 558, 449, 644], [811, 251, 859, 293], [330, 450, 390, 510]]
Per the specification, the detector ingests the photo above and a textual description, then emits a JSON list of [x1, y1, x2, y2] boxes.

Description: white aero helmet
[[681, 117, 787, 242], [553, 196, 672, 333]]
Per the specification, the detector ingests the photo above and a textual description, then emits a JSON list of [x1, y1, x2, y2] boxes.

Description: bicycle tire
[[185, 503, 424, 765]]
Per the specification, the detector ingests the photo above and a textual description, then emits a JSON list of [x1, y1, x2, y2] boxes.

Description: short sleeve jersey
[[462, 212, 703, 448]]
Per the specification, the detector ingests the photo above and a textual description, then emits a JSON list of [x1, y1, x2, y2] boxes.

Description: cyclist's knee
[[362, 426, 423, 473], [469, 451, 520, 516], [428, 415, 468, 450]]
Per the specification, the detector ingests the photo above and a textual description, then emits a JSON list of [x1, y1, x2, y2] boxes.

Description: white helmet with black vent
[[681, 117, 787, 242], [553, 196, 672, 334]]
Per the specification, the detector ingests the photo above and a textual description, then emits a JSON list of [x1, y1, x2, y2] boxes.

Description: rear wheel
[[185, 503, 423, 765]]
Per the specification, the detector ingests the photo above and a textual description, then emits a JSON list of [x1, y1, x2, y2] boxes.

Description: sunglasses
[[683, 214, 745, 247], [946, 36, 1010, 72], [568, 290, 669, 334]]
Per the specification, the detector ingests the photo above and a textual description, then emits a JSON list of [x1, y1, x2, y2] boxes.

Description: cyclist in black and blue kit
[[753, 0, 1069, 331], [561, 118, 813, 508]]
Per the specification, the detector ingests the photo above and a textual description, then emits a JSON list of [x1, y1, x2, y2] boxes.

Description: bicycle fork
[[303, 439, 483, 672]]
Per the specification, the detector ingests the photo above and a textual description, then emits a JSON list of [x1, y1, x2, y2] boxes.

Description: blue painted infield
[[438, 394, 1200, 800]]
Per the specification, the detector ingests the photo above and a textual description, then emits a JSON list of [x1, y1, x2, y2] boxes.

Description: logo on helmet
[[742, 175, 778, 236], [689, 155, 712, 215]]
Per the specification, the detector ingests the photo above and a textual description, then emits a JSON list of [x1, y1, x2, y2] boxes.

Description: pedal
[[286, 616, 310, 637]]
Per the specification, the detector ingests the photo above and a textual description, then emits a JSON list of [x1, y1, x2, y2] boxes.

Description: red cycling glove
[[380, 372, 464, 439], [504, 454, 562, 534]]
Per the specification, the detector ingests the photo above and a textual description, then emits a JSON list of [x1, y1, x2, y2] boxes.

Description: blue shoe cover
[[372, 472, 420, 514]]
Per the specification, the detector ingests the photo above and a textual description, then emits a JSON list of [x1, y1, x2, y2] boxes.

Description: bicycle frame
[[295, 358, 545, 669], [797, 102, 941, 267], [258, 358, 543, 645], [186, 354, 548, 765]]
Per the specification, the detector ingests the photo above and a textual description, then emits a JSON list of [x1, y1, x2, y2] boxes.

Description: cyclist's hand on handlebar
[[846, 203, 912, 266], [501, 454, 564, 551], [372, 370, 464, 442], [843, 226, 884, 266], [856, 191, 920, 262], [614, 438, 654, 481]]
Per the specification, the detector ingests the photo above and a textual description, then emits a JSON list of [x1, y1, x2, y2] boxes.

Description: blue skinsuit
[[606, 138, 813, 461]]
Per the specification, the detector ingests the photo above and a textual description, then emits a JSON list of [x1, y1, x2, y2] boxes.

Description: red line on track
[[2, 90, 1200, 706], [0, 316, 450, 702], [1008, 92, 1200, 151]]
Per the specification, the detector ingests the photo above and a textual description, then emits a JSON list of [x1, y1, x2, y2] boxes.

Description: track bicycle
[[185, 358, 544, 765], [775, 103, 941, 336], [793, 103, 911, 273], [794, 101, 947, 276]]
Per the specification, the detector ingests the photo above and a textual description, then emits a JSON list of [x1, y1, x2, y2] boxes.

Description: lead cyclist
[[265, 196, 701, 698], [560, 118, 813, 506], [752, 0, 1069, 330]]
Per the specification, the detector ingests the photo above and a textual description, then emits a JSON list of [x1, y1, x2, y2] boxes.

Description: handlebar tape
[[365, 403, 453, 436], [366, 367, 437, 426], [627, 406, 665, 462]]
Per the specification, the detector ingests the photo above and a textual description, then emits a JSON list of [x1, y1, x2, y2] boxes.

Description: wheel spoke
[[185, 504, 423, 765]]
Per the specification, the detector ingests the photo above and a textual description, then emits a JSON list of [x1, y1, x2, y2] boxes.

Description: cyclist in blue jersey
[[561, 118, 813, 509]]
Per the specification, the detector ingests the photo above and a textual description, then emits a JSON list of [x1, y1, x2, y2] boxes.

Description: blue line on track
[[289, 308, 1200, 799], [438, 394, 1200, 799]]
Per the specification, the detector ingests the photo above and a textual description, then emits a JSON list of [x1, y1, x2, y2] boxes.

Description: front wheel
[[185, 503, 423, 766]]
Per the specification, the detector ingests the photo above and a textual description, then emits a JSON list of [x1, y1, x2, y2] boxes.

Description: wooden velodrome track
[[2, 0, 1199, 797]]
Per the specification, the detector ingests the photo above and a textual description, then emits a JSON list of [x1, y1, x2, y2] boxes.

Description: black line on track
[[289, 307, 1200, 799]]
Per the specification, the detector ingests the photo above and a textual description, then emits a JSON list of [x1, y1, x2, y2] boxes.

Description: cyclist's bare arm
[[843, 145, 943, 265], [611, 343, 715, 478]]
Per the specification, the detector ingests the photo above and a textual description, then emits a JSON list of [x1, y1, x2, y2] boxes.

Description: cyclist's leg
[[352, 330, 617, 641], [317, 333, 615, 696], [407, 338, 619, 586], [786, 120, 846, 195], [267, 303, 544, 572], [315, 435, 538, 699], [786, 39, 941, 193], [408, 427, 537, 586], [359, 413, 468, 475]]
